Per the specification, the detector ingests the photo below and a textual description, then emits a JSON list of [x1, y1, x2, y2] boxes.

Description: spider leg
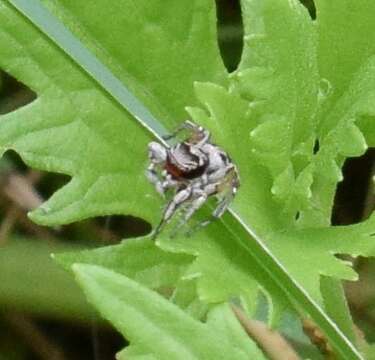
[[146, 163, 166, 196], [146, 164, 178, 197], [146, 142, 171, 196], [161, 172, 179, 190], [187, 166, 239, 235], [170, 182, 218, 238], [152, 185, 192, 240], [194, 194, 233, 230], [163, 120, 210, 145], [148, 141, 167, 163], [185, 193, 233, 237], [162, 120, 198, 140]]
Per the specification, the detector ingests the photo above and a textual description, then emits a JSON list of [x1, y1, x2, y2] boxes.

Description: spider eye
[[219, 153, 227, 162]]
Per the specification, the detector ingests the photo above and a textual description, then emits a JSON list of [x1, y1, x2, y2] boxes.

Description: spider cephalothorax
[[146, 120, 239, 238]]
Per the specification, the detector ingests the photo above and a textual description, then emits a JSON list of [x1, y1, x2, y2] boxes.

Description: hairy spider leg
[[187, 166, 239, 235], [162, 120, 210, 146], [169, 182, 217, 238], [146, 162, 166, 196], [146, 142, 176, 196], [162, 120, 200, 140], [152, 185, 193, 240]]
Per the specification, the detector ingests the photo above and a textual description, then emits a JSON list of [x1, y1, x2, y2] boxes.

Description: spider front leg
[[146, 142, 169, 196], [163, 120, 210, 146], [152, 185, 192, 240], [146, 163, 165, 196]]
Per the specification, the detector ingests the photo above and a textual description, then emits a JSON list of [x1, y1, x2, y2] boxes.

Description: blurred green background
[[0, 1, 373, 359]]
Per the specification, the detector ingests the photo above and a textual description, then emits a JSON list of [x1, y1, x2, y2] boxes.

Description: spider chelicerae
[[146, 120, 239, 239]]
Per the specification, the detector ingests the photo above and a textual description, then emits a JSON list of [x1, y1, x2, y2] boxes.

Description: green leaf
[[2, 0, 286, 327], [1, 0, 374, 359], [364, 344, 375, 360], [321, 276, 357, 346], [316, 0, 375, 110], [312, 0, 375, 219], [73, 264, 266, 360], [0, 0, 225, 226], [55, 237, 193, 290], [269, 215, 375, 303], [39, 0, 227, 124], [170, 279, 208, 320]]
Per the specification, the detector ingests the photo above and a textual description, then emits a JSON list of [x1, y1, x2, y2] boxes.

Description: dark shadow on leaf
[[215, 0, 244, 72], [332, 148, 374, 225], [1, 150, 29, 174], [299, 0, 316, 20], [35, 172, 71, 200], [313, 139, 320, 154], [33, 317, 126, 360], [94, 215, 152, 241], [0, 70, 37, 115]]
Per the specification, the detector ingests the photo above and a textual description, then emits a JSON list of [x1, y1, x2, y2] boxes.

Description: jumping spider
[[146, 120, 240, 239]]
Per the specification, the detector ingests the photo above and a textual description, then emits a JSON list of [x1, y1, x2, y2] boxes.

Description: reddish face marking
[[165, 157, 207, 180], [165, 160, 185, 179]]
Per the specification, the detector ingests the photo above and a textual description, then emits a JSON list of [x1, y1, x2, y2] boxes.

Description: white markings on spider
[[146, 120, 240, 239]]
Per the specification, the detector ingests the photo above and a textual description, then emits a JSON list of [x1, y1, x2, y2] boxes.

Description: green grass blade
[[6, 0, 363, 358]]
